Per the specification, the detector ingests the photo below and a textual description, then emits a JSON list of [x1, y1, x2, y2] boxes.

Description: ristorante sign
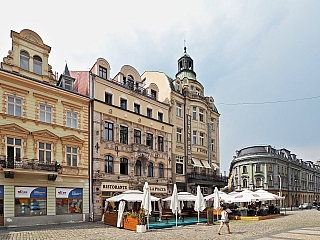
[[101, 182, 129, 192]]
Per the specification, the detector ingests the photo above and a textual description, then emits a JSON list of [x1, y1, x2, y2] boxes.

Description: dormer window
[[99, 66, 107, 79], [151, 90, 157, 100], [65, 79, 73, 91], [33, 55, 42, 75], [20, 50, 29, 71]]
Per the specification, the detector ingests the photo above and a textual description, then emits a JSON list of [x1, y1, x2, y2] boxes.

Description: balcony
[[0, 157, 61, 173], [187, 172, 228, 186]]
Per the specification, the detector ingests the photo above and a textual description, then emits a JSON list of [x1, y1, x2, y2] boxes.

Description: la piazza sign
[[149, 185, 167, 193]]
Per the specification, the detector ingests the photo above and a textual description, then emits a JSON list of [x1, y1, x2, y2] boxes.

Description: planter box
[[123, 215, 139, 231], [136, 225, 146, 233], [104, 212, 118, 227]]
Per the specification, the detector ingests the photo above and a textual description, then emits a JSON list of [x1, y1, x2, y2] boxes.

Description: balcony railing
[[0, 158, 61, 172]]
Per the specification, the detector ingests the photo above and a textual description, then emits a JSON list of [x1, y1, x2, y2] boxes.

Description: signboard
[[149, 185, 167, 193], [56, 188, 83, 199], [208, 123, 213, 167], [15, 187, 47, 199], [101, 182, 129, 192], [186, 114, 192, 165], [0, 186, 3, 198]]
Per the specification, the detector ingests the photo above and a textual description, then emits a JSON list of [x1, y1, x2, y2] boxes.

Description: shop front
[[0, 186, 3, 226], [101, 182, 129, 213], [56, 188, 83, 215]]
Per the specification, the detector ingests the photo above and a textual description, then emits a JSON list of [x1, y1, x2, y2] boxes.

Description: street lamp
[[294, 177, 298, 207]]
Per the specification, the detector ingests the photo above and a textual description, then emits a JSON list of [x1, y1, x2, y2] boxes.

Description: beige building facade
[[0, 29, 90, 226], [142, 47, 226, 196]]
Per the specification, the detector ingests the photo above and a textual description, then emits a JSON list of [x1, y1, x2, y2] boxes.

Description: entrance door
[[0, 199, 3, 226], [7, 146, 14, 169]]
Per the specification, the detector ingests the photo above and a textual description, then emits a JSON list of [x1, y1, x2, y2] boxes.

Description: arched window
[[243, 178, 248, 188], [33, 55, 42, 75], [256, 178, 262, 187], [147, 162, 153, 177], [158, 163, 164, 178], [104, 155, 114, 173], [20, 50, 29, 70], [120, 158, 128, 175], [135, 160, 141, 176]]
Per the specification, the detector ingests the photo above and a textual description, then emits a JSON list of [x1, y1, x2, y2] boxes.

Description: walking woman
[[218, 206, 232, 235]]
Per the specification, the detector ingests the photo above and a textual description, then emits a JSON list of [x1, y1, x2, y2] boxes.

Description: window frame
[[104, 121, 114, 141], [134, 129, 141, 144], [147, 108, 152, 118], [134, 103, 140, 114], [66, 110, 78, 129], [104, 155, 114, 174], [120, 98, 127, 110], [146, 133, 153, 149], [99, 66, 107, 79], [38, 142, 52, 164], [105, 93, 113, 105], [39, 103, 52, 123], [120, 125, 128, 144], [158, 136, 164, 152], [176, 128, 182, 143], [7, 95, 23, 117], [66, 146, 78, 167], [176, 102, 182, 117]]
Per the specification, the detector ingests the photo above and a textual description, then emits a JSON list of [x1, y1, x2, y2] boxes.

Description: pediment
[[32, 129, 59, 140], [0, 123, 29, 135], [61, 135, 84, 145]]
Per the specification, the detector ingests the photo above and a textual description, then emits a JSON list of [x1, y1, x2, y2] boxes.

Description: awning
[[192, 158, 203, 167], [200, 160, 211, 169], [211, 162, 220, 170]]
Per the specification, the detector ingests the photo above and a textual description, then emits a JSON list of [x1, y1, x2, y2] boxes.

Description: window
[[105, 93, 112, 105], [243, 179, 248, 188], [158, 163, 164, 178], [256, 178, 262, 187], [99, 66, 107, 79], [146, 133, 153, 149], [33, 55, 42, 75], [134, 129, 141, 144], [120, 126, 128, 144], [56, 188, 82, 214], [193, 131, 197, 145], [199, 132, 204, 146], [158, 112, 163, 122], [176, 156, 184, 174], [39, 142, 52, 164], [211, 139, 215, 152], [39, 104, 52, 123], [104, 155, 114, 173], [199, 109, 204, 122], [192, 106, 197, 120], [256, 163, 261, 172], [151, 90, 157, 100], [268, 164, 273, 172], [66, 146, 78, 167], [268, 176, 273, 186], [20, 50, 29, 71], [158, 136, 164, 152], [176, 102, 182, 117], [64, 79, 73, 91], [104, 122, 114, 141], [147, 162, 153, 177], [134, 104, 140, 114], [176, 128, 182, 143], [7, 137, 22, 168], [242, 166, 247, 174], [147, 108, 152, 118], [7, 96, 22, 117], [120, 99, 127, 110], [135, 160, 142, 176], [66, 111, 78, 129], [15, 187, 47, 216], [120, 158, 128, 175]]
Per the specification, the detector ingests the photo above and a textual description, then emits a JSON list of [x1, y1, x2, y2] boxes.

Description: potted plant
[[136, 207, 146, 233]]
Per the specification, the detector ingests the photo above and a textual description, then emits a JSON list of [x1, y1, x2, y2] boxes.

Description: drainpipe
[[89, 72, 95, 221]]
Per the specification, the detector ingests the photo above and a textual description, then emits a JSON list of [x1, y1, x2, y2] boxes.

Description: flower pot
[[136, 225, 146, 233]]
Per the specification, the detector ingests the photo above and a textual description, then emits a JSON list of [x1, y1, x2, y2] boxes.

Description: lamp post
[[278, 175, 282, 208], [294, 177, 298, 207]]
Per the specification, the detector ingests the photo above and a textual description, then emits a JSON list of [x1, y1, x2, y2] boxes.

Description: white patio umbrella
[[170, 184, 180, 227], [163, 192, 196, 202], [117, 200, 126, 227], [205, 191, 230, 202], [141, 182, 152, 230], [255, 189, 285, 201], [194, 185, 206, 223], [227, 190, 262, 203], [105, 190, 159, 202], [213, 187, 220, 221]]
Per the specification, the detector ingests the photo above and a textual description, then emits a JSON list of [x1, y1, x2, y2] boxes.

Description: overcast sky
[[1, 0, 320, 174]]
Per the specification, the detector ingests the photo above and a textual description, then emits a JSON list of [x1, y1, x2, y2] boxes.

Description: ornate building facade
[[142, 47, 226, 196], [0, 29, 90, 226], [229, 145, 320, 207]]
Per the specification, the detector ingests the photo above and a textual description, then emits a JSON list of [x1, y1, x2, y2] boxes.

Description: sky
[[1, 0, 320, 174]]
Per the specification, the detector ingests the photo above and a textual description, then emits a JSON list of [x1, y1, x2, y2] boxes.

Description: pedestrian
[[218, 206, 232, 235]]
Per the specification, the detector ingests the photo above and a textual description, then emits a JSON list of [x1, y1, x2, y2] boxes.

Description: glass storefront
[[14, 187, 47, 216], [56, 188, 83, 214]]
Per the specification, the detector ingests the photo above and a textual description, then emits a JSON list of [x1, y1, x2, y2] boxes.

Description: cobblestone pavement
[[0, 209, 319, 240]]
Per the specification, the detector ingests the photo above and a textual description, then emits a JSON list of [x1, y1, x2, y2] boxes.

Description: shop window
[[38, 142, 52, 164], [105, 155, 114, 174], [7, 96, 22, 117], [146, 133, 153, 149], [20, 50, 29, 71], [104, 121, 114, 141], [66, 110, 78, 129], [147, 162, 153, 177], [120, 125, 128, 144], [39, 104, 52, 123], [56, 188, 83, 214], [15, 187, 47, 216], [135, 160, 142, 176], [158, 136, 164, 152], [66, 146, 78, 167], [120, 158, 128, 175]]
